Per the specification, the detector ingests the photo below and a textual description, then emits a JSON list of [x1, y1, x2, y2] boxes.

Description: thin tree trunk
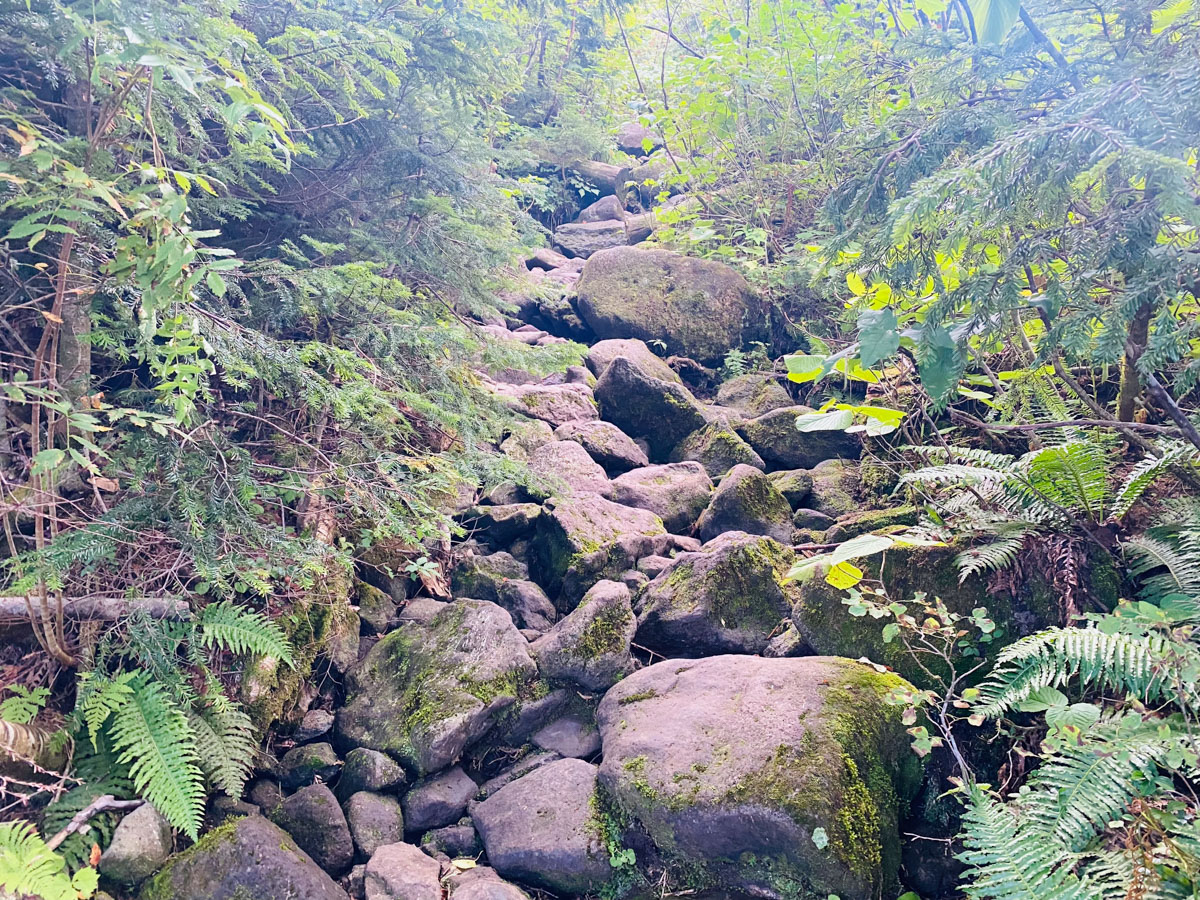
[[1117, 301, 1153, 422]]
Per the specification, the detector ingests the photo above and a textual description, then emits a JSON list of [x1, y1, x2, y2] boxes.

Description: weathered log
[[0, 596, 189, 621]]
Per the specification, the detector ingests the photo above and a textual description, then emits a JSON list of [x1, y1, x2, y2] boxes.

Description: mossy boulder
[[696, 464, 793, 544], [494, 382, 599, 428], [716, 373, 794, 416], [554, 420, 649, 473], [670, 422, 765, 478], [139, 815, 348, 900], [459, 504, 543, 549], [335, 599, 536, 776], [804, 458, 861, 518], [767, 469, 814, 507], [498, 420, 555, 463], [585, 338, 681, 384], [594, 356, 707, 461], [355, 581, 396, 636], [635, 532, 799, 656], [345, 791, 404, 858], [575, 247, 767, 364], [527, 439, 613, 499], [610, 462, 713, 533], [737, 407, 862, 470], [531, 580, 636, 690], [595, 655, 924, 900], [336, 749, 407, 802], [554, 220, 637, 258], [270, 783, 354, 876], [450, 551, 528, 603], [824, 506, 918, 543]]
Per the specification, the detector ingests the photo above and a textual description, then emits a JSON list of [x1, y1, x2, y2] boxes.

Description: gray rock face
[[495, 579, 558, 631], [554, 220, 641, 258], [346, 792, 406, 858], [715, 373, 794, 416], [450, 551, 527, 603], [496, 382, 599, 428], [271, 783, 355, 876], [594, 357, 707, 460], [695, 464, 793, 544], [403, 766, 478, 833], [635, 532, 798, 656], [737, 406, 862, 469], [447, 866, 531, 900], [576, 194, 626, 223], [279, 742, 341, 791], [767, 469, 814, 507], [610, 462, 713, 533], [575, 247, 765, 364], [365, 842, 442, 900], [355, 582, 397, 636], [138, 816, 348, 900], [295, 708, 336, 743], [528, 440, 613, 499], [617, 121, 661, 155], [471, 751, 563, 813], [554, 420, 649, 473], [336, 600, 536, 776], [472, 758, 611, 894], [460, 504, 543, 548], [532, 716, 601, 759], [586, 338, 681, 384], [804, 458, 860, 518], [499, 420, 555, 462], [670, 422, 765, 478], [99, 803, 172, 886], [423, 823, 482, 858], [337, 748, 407, 802], [531, 580, 636, 690], [596, 655, 925, 900]]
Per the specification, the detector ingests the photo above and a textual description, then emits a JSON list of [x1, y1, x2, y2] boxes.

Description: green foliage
[[0, 821, 98, 900], [0, 686, 50, 725]]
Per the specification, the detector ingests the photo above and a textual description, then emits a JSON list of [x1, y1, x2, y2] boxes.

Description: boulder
[[823, 506, 919, 543], [531, 580, 636, 690], [138, 816, 347, 900], [364, 842, 442, 900], [576, 194, 626, 223], [471, 751, 564, 812], [495, 579, 558, 631], [346, 792, 405, 858], [530, 493, 666, 599], [594, 357, 707, 461], [403, 766, 478, 833], [595, 655, 924, 900], [532, 715, 601, 759], [554, 420, 649, 473], [554, 220, 638, 258], [616, 121, 660, 155], [98, 803, 172, 886], [586, 338, 681, 384], [498, 420, 555, 463], [767, 469, 814, 507], [279, 742, 341, 791], [803, 458, 860, 518], [472, 758, 612, 894], [715, 373, 794, 416], [446, 866, 531, 900], [355, 582, 396, 636], [695, 464, 792, 544], [336, 600, 536, 776], [575, 247, 765, 364], [635, 532, 798, 656], [450, 552, 528, 603], [610, 462, 713, 533], [527, 440, 613, 499], [526, 246, 571, 270], [460, 504, 542, 548], [737, 406, 861, 470], [422, 823, 482, 858], [271, 783, 354, 876], [670, 422, 765, 478], [336, 748, 407, 802], [496, 383, 598, 428]]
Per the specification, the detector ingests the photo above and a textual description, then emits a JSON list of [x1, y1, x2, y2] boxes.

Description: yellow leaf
[[826, 561, 863, 589], [846, 272, 867, 296], [41, 310, 63, 324]]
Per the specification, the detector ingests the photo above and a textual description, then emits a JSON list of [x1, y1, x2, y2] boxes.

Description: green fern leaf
[[0, 820, 96, 900], [189, 702, 257, 797], [200, 600, 295, 668], [1113, 443, 1200, 519], [109, 674, 204, 840]]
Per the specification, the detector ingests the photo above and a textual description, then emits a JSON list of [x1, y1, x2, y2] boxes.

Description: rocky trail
[[119, 146, 1064, 900]]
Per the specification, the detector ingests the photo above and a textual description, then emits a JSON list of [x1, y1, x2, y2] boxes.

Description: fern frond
[[1021, 441, 1110, 523], [189, 702, 257, 797], [108, 674, 204, 840], [200, 600, 295, 667], [1083, 847, 1195, 900], [1125, 534, 1200, 603], [76, 670, 138, 749], [901, 463, 1015, 488], [0, 821, 96, 900], [1114, 443, 1200, 519], [973, 627, 1196, 719], [955, 530, 1033, 583], [958, 786, 1100, 900]]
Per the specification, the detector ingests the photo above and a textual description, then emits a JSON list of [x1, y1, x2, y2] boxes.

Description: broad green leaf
[[830, 533, 895, 564], [795, 409, 854, 432], [1014, 686, 1068, 713], [784, 354, 824, 384], [969, 0, 1021, 43], [858, 308, 899, 368], [31, 448, 66, 474], [919, 326, 960, 403]]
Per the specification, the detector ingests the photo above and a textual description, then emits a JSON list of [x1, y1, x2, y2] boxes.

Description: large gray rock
[[498, 420, 555, 463], [336, 600, 536, 776], [346, 792, 405, 858], [365, 842, 442, 900], [495, 382, 598, 428], [271, 783, 354, 876], [670, 422, 765, 478], [532, 716, 601, 759], [594, 357, 707, 461], [531, 580, 636, 690], [472, 758, 611, 894], [447, 866, 531, 900], [576, 247, 766, 364], [495, 579, 558, 631], [635, 532, 798, 656], [554, 420, 648, 473], [576, 194, 626, 223], [450, 551, 527, 603], [586, 338, 681, 384], [336, 749, 407, 802], [610, 462, 712, 533], [617, 121, 661, 156], [530, 493, 666, 599], [737, 406, 861, 469], [403, 766, 478, 833], [99, 803, 172, 886], [527, 440, 613, 499], [716, 373, 794, 416], [767, 469, 814, 507], [695, 464, 793, 544], [460, 504, 542, 548], [596, 656, 925, 900], [554, 220, 646, 258], [139, 815, 348, 900], [803, 458, 861, 518], [279, 742, 341, 791]]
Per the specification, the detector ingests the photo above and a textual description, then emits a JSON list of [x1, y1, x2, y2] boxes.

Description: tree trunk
[[1117, 301, 1153, 422]]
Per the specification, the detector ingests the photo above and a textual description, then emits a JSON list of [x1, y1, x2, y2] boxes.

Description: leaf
[[826, 561, 864, 589], [811, 826, 829, 849], [830, 533, 895, 565], [795, 410, 854, 432], [784, 354, 825, 384], [31, 448, 66, 474], [1014, 686, 1068, 713], [858, 308, 900, 368], [969, 0, 1021, 43], [1045, 703, 1101, 731], [846, 272, 867, 296], [205, 271, 227, 297], [919, 326, 960, 403]]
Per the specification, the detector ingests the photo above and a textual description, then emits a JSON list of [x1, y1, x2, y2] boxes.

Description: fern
[[107, 673, 205, 840], [0, 821, 97, 900], [189, 701, 257, 797], [955, 524, 1035, 582], [1022, 442, 1110, 523], [972, 627, 1196, 719], [1113, 442, 1200, 519], [0, 686, 50, 725], [200, 600, 295, 667], [958, 786, 1099, 900], [1125, 533, 1200, 605], [77, 670, 138, 749]]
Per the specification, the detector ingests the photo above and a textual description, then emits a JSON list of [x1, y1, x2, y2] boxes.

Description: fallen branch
[[0, 596, 189, 622], [45, 794, 143, 851]]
